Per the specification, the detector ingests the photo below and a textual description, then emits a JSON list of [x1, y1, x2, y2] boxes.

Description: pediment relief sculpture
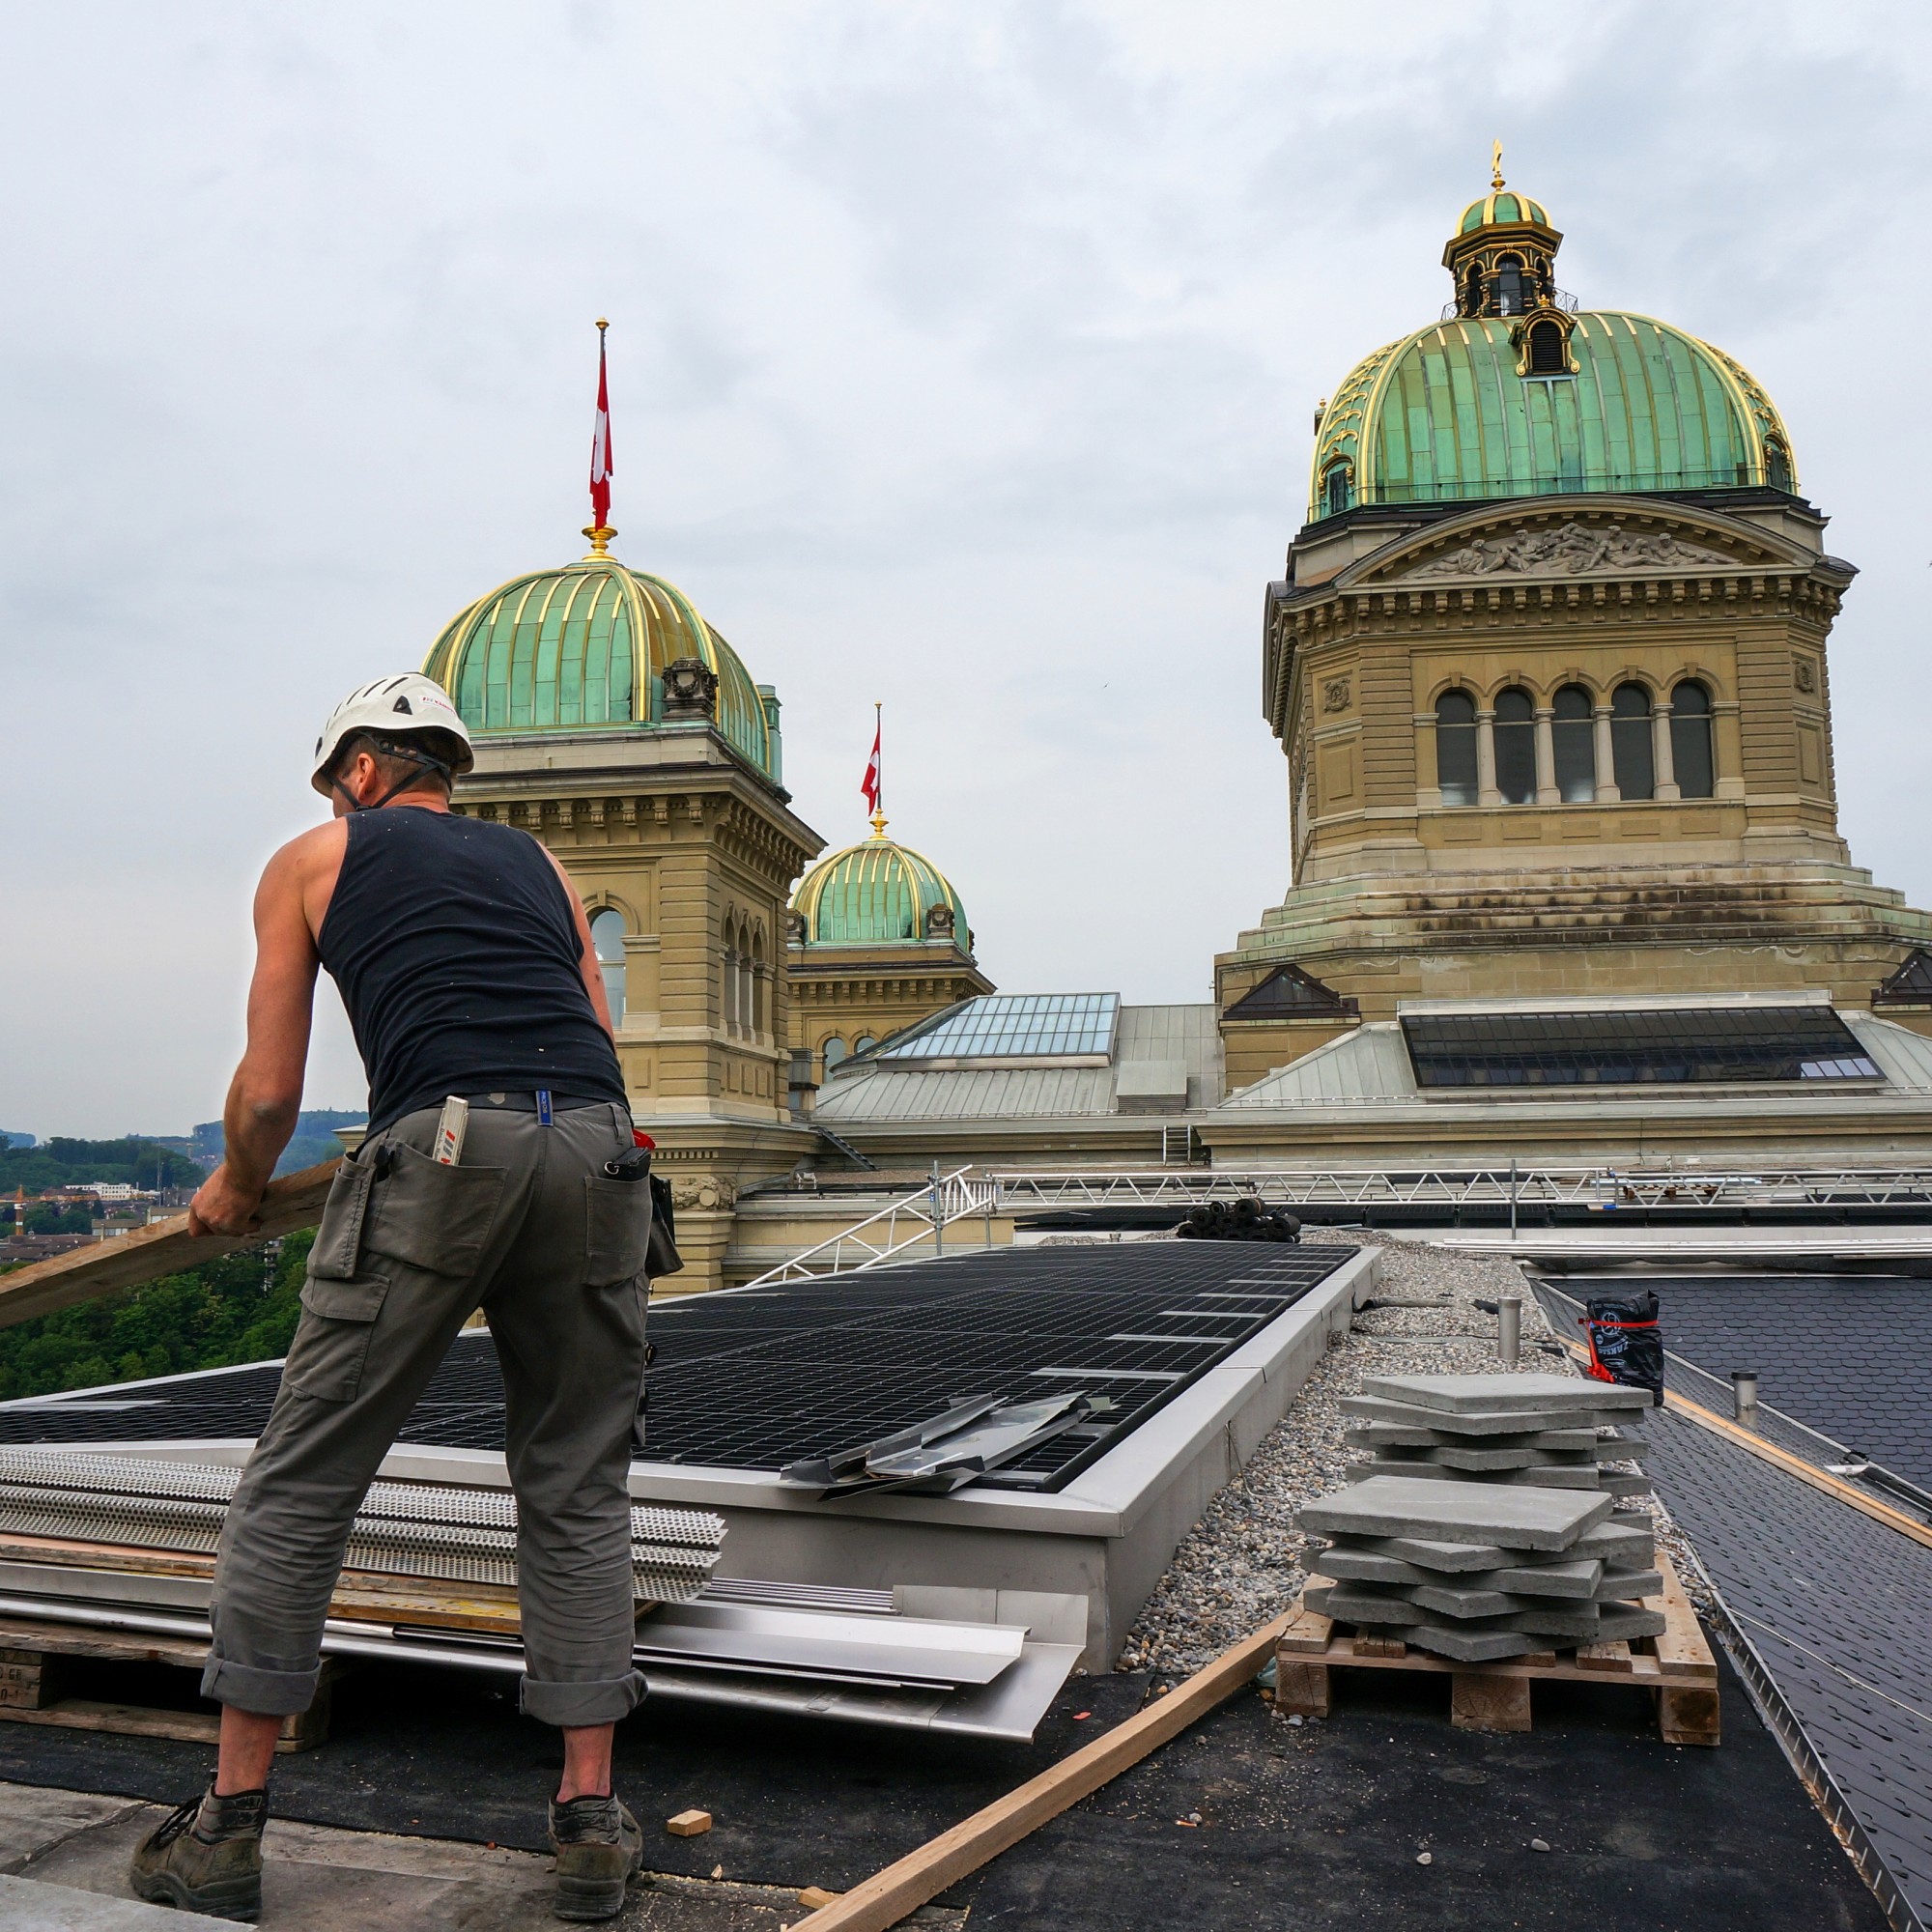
[[1397, 519, 1735, 582]]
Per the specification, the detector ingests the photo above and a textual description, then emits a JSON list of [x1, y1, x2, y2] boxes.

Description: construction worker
[[131, 675, 651, 1923]]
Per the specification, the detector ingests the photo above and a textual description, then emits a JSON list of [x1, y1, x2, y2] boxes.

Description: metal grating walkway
[[0, 1244, 1350, 1492]]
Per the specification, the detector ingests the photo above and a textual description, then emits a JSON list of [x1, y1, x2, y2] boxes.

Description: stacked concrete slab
[[1299, 1374, 1664, 1662], [1341, 1372, 1652, 1497]]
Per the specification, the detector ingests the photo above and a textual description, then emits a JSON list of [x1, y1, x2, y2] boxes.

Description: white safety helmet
[[310, 674, 474, 799]]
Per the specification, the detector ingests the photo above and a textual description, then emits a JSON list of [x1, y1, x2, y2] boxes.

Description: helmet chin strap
[[333, 744, 455, 813]]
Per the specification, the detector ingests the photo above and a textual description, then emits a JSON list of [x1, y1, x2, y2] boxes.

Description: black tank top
[[318, 807, 625, 1133]]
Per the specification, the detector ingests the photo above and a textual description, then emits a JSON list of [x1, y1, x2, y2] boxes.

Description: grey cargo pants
[[202, 1100, 650, 1727]]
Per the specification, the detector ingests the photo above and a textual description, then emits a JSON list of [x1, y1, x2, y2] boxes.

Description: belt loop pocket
[[308, 1156, 377, 1281]]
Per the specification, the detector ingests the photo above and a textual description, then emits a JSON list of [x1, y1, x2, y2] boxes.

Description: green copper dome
[[1309, 311, 1796, 521], [791, 833, 971, 949], [422, 556, 779, 781], [1457, 188, 1550, 232]]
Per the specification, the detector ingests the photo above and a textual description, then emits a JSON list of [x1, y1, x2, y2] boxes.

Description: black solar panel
[[0, 1245, 1350, 1491], [1402, 1007, 1882, 1089]]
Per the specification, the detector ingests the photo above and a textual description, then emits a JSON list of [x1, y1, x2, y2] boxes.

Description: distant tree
[[0, 1231, 314, 1401], [0, 1138, 202, 1195], [23, 1203, 94, 1236]]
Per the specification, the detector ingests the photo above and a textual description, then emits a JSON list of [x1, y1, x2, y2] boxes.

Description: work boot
[[548, 1792, 643, 1921], [128, 1782, 267, 1922]]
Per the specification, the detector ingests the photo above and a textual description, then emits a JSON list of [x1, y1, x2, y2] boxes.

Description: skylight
[[866, 993, 1121, 1065], [1401, 1008, 1883, 1090]]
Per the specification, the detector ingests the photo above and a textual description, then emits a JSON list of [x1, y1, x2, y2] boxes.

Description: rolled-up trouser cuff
[[200, 1652, 321, 1718], [520, 1667, 649, 1728]]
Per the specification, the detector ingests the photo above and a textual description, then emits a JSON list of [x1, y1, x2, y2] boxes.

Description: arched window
[[1463, 265, 1485, 314], [736, 921, 754, 1034], [822, 1037, 848, 1072], [723, 938, 739, 1034], [1492, 688, 1536, 805], [751, 929, 767, 1036], [1551, 685, 1596, 802], [1322, 464, 1352, 518], [1494, 254, 1524, 315], [588, 907, 627, 1027], [1611, 683, 1655, 800], [1527, 319, 1566, 374], [1765, 439, 1793, 493], [1435, 689, 1478, 807], [854, 1036, 877, 1057], [1671, 680, 1716, 799]]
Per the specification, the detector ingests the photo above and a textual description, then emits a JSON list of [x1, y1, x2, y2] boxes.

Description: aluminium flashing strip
[[0, 1588, 1080, 1745]]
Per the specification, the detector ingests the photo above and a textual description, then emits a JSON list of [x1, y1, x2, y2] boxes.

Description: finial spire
[[583, 319, 616, 558], [1491, 139, 1505, 190]]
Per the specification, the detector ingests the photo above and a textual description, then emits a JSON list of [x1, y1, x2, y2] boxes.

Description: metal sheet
[[636, 1600, 1026, 1686]]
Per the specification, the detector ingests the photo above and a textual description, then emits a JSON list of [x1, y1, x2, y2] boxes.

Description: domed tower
[[785, 812, 992, 1094], [1216, 169, 1932, 1092], [425, 529, 825, 1288]]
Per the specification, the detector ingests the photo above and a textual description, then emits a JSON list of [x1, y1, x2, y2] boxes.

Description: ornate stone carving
[[669, 1177, 735, 1212], [1403, 520, 1731, 581], [923, 902, 956, 939], [1794, 655, 1819, 694], [784, 909, 809, 946], [1321, 675, 1352, 714], [661, 656, 719, 721]]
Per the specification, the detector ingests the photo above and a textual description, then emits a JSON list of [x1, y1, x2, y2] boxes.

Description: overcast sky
[[3, 1, 1929, 1136]]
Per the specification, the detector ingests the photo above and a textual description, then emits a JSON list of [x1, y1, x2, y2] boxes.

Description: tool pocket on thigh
[[584, 1176, 653, 1287], [284, 1272, 391, 1403], [307, 1157, 379, 1281], [360, 1144, 508, 1277]]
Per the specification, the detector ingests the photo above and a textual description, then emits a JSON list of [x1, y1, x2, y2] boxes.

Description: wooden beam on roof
[[0, 1161, 339, 1331], [790, 1611, 1291, 1932]]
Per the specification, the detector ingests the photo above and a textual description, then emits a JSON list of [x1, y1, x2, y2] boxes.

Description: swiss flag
[[861, 720, 881, 815], [589, 329, 613, 528]]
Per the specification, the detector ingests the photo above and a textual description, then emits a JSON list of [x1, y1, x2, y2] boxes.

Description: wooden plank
[[0, 1658, 337, 1753], [791, 1612, 1291, 1932], [1648, 1550, 1719, 1684], [1276, 1593, 1334, 1659], [1574, 1638, 1634, 1675], [1450, 1670, 1532, 1733], [1348, 1635, 1407, 1659], [1305, 1642, 1664, 1687], [0, 1159, 341, 1331], [0, 1619, 210, 1670]]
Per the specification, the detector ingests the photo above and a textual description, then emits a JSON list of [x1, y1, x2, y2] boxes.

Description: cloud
[[2, 0, 1929, 1132]]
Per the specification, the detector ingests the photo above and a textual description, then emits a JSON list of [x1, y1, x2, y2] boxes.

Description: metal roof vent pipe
[[1497, 1293, 1521, 1368], [1730, 1370, 1760, 1430]]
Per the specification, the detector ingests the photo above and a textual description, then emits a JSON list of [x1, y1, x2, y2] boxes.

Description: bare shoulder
[[262, 818, 347, 888], [257, 818, 348, 941]]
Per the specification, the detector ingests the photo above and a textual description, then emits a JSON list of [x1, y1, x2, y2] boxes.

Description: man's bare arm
[[188, 832, 334, 1236]]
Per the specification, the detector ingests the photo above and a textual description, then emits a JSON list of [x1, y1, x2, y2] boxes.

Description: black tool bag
[[1582, 1288, 1664, 1406], [645, 1172, 684, 1279]]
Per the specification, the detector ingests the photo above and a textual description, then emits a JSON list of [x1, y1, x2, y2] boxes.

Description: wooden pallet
[[1272, 1548, 1719, 1745], [0, 1616, 342, 1752]]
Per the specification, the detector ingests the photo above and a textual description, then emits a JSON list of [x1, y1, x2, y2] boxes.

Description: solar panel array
[[0, 1243, 1350, 1492], [1402, 1006, 1882, 1089]]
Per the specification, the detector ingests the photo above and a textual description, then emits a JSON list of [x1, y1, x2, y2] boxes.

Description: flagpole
[[869, 700, 887, 839], [583, 317, 616, 558]]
